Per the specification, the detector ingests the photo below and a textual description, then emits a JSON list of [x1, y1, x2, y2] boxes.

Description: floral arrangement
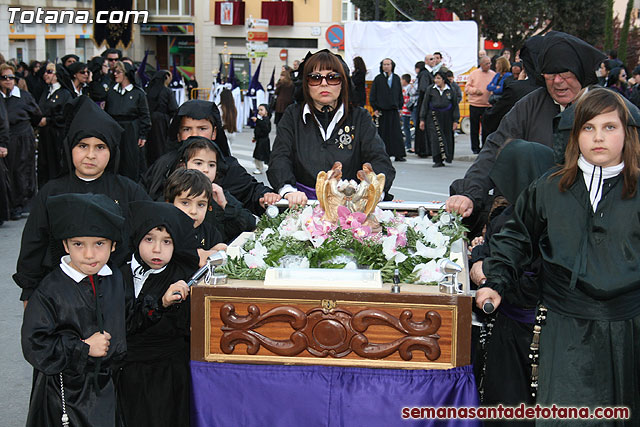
[[220, 205, 467, 284]]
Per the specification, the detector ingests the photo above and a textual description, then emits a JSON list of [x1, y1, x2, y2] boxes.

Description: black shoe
[[472, 150, 480, 154], [445, 159, 452, 164], [10, 209, 21, 221], [395, 157, 407, 162], [432, 163, 445, 168], [418, 154, 429, 158], [407, 149, 415, 154]]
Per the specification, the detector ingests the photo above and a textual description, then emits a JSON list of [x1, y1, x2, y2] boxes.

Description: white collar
[[49, 82, 61, 93], [130, 254, 167, 298], [60, 255, 113, 283], [2, 86, 20, 98], [578, 154, 624, 212], [114, 83, 134, 95], [302, 103, 345, 141], [433, 84, 451, 95], [74, 83, 84, 96]]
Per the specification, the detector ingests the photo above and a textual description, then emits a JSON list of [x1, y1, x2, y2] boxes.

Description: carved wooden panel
[[190, 284, 471, 369]]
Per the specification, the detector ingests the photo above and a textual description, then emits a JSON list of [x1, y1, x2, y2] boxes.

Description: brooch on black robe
[[336, 125, 355, 150]]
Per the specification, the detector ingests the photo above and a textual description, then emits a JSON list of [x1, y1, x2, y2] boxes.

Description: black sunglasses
[[45, 69, 55, 75], [77, 70, 89, 75], [0, 75, 16, 80], [307, 72, 342, 86]]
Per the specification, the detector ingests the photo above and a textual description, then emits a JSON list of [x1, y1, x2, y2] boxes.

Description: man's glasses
[[542, 71, 575, 82], [307, 72, 342, 86], [0, 75, 16, 80]]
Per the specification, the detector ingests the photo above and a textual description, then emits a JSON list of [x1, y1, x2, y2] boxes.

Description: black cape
[[369, 72, 406, 158]]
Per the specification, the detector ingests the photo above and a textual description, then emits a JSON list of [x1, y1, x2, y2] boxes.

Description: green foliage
[[618, 0, 634, 64], [351, 0, 435, 21], [604, 0, 614, 51]]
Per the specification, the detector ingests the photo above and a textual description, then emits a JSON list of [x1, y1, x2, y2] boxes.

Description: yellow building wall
[[332, 0, 341, 22]]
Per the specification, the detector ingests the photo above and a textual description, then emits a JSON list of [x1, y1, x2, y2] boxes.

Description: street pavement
[[0, 125, 477, 425]]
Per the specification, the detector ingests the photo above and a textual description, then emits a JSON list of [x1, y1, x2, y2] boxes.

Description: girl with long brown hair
[[477, 88, 640, 420]]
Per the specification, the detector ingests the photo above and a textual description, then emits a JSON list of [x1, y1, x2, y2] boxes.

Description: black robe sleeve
[[136, 89, 151, 140], [266, 105, 298, 192], [253, 116, 271, 139], [369, 76, 381, 111], [219, 156, 273, 215], [0, 98, 9, 148], [22, 285, 90, 375], [209, 190, 256, 243], [22, 90, 43, 127]]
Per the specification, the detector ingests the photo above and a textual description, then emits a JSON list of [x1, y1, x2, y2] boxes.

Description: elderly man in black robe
[[369, 58, 406, 162], [446, 32, 607, 228]]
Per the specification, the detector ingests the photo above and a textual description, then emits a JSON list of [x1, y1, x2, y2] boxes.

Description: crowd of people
[[3, 28, 640, 426]]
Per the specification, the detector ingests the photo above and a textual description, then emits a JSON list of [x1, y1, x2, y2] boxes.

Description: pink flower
[[337, 206, 367, 230], [386, 227, 407, 247], [352, 225, 372, 241]]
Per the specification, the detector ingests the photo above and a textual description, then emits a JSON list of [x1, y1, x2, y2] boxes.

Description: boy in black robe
[[142, 100, 281, 214], [21, 193, 189, 427], [13, 96, 150, 303], [164, 168, 226, 266], [176, 136, 256, 243], [117, 201, 200, 427]]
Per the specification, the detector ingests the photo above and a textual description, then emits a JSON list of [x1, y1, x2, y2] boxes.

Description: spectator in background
[[68, 61, 89, 97], [444, 68, 462, 102], [630, 65, 640, 109], [102, 48, 122, 72], [25, 61, 44, 99], [510, 61, 523, 80], [61, 54, 79, 69], [487, 56, 513, 104], [352, 56, 367, 107], [218, 88, 238, 148], [274, 70, 294, 126], [598, 59, 613, 86], [87, 56, 111, 104], [465, 56, 495, 153], [400, 74, 415, 153], [414, 60, 432, 157], [606, 67, 631, 99]]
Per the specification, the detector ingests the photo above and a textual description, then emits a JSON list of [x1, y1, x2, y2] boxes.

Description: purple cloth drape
[[295, 182, 317, 200], [191, 361, 480, 426]]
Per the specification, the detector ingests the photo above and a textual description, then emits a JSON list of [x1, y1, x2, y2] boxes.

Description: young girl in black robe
[[22, 193, 188, 427], [117, 200, 200, 427], [477, 88, 640, 423], [0, 63, 42, 219], [419, 70, 460, 167], [13, 96, 150, 303], [105, 61, 151, 181], [251, 103, 271, 174]]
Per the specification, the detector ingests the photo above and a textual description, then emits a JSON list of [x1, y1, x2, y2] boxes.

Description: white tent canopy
[[344, 21, 479, 79]]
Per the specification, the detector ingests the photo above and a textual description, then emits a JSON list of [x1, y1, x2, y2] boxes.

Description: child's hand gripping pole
[[172, 251, 228, 301]]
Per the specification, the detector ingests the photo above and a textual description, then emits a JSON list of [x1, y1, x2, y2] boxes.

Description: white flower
[[259, 228, 275, 241], [412, 260, 445, 284], [415, 240, 447, 260], [374, 207, 395, 223], [424, 226, 450, 247], [382, 235, 408, 264], [344, 261, 357, 269], [243, 241, 268, 269]]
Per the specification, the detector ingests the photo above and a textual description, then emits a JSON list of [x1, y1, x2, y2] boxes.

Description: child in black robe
[[142, 99, 281, 214], [251, 103, 271, 174], [176, 136, 256, 243], [13, 96, 150, 303], [117, 200, 200, 427], [164, 168, 226, 266], [21, 193, 189, 427]]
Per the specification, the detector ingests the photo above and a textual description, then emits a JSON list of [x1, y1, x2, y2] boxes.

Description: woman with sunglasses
[[68, 61, 90, 97], [0, 63, 42, 220], [267, 49, 395, 207], [606, 67, 631, 100], [37, 63, 74, 187], [105, 60, 151, 181]]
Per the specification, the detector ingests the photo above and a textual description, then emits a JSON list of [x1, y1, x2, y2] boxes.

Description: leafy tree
[[351, 0, 435, 21]]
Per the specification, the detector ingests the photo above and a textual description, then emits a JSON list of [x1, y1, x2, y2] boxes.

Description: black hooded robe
[[369, 65, 406, 159], [117, 201, 200, 427], [37, 78, 74, 187], [13, 97, 151, 301], [420, 84, 460, 165], [252, 115, 271, 163], [3, 88, 42, 213], [145, 72, 178, 166], [105, 84, 151, 182]]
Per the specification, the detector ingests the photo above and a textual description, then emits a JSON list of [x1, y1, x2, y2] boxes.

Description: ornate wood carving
[[219, 303, 442, 361]]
